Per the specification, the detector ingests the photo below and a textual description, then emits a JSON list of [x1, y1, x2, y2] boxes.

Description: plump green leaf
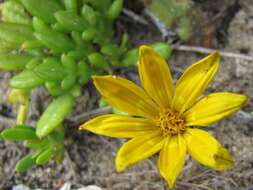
[[122, 48, 138, 67], [77, 61, 92, 85], [0, 40, 19, 51], [32, 17, 48, 31], [10, 70, 45, 89], [0, 23, 35, 44], [63, 0, 78, 13], [88, 53, 109, 68], [1, 125, 38, 141], [36, 146, 52, 165], [0, 54, 34, 70], [107, 0, 123, 21], [25, 58, 41, 70], [67, 49, 87, 60], [34, 30, 75, 53], [70, 84, 81, 98], [84, 0, 112, 11], [45, 81, 65, 97], [33, 18, 75, 53], [82, 29, 97, 41], [54, 11, 88, 32], [34, 58, 66, 81], [61, 75, 76, 90], [101, 44, 121, 57], [24, 138, 50, 149], [21, 40, 44, 50], [81, 5, 97, 25], [15, 153, 36, 172], [71, 31, 84, 46], [20, 0, 63, 23], [36, 95, 74, 138], [61, 54, 77, 72]]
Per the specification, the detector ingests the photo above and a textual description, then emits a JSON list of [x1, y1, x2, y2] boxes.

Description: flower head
[[80, 45, 248, 188]]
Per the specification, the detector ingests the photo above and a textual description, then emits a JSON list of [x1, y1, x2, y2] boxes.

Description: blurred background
[[0, 0, 253, 189]]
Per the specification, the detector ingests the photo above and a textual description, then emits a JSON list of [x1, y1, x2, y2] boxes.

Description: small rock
[[12, 185, 30, 190], [78, 185, 102, 190]]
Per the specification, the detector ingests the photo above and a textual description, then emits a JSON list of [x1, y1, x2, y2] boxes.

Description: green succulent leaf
[[82, 29, 97, 41], [0, 54, 34, 70], [0, 23, 35, 45], [45, 81, 65, 97], [63, 0, 78, 14], [107, 0, 123, 21], [88, 53, 109, 68], [33, 18, 75, 53], [34, 31, 75, 53], [1, 125, 38, 141], [54, 10, 88, 32], [61, 54, 77, 72], [20, 0, 63, 23], [70, 84, 81, 98], [81, 4, 97, 25], [101, 44, 121, 57], [36, 146, 53, 165], [67, 49, 87, 60], [61, 75, 76, 90], [71, 31, 84, 46], [34, 58, 66, 81], [77, 61, 92, 85], [36, 95, 74, 138], [122, 48, 138, 67], [24, 138, 51, 149], [0, 40, 19, 51], [21, 40, 43, 50], [10, 70, 45, 89], [15, 152, 37, 172], [84, 0, 112, 12]]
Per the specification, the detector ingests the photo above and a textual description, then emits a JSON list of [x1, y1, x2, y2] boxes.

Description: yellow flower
[[80, 45, 248, 188]]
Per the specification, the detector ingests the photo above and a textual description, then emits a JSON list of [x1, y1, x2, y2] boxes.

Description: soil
[[0, 0, 253, 190]]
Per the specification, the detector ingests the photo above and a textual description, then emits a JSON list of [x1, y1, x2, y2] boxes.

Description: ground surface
[[0, 0, 253, 190]]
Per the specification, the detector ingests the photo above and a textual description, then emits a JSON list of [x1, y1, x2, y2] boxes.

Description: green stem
[[16, 96, 29, 125]]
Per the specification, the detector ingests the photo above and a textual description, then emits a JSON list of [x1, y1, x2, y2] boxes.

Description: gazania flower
[[80, 45, 247, 188]]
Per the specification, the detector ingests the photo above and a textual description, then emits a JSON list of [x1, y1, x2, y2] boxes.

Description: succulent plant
[[0, 0, 171, 171]]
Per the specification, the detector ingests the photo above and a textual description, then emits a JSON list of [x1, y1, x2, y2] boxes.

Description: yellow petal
[[158, 135, 186, 188], [93, 75, 159, 119], [79, 114, 158, 138], [184, 128, 234, 170], [115, 130, 164, 172], [184, 92, 248, 126], [172, 51, 220, 114], [138, 45, 174, 110]]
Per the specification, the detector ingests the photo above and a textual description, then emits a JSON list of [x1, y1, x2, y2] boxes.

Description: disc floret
[[157, 109, 186, 136]]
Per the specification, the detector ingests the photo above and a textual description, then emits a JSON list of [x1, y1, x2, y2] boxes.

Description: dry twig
[[69, 106, 112, 125], [122, 8, 148, 25], [173, 44, 253, 62]]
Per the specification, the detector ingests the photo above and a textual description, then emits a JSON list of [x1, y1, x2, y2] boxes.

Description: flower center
[[157, 109, 186, 137]]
